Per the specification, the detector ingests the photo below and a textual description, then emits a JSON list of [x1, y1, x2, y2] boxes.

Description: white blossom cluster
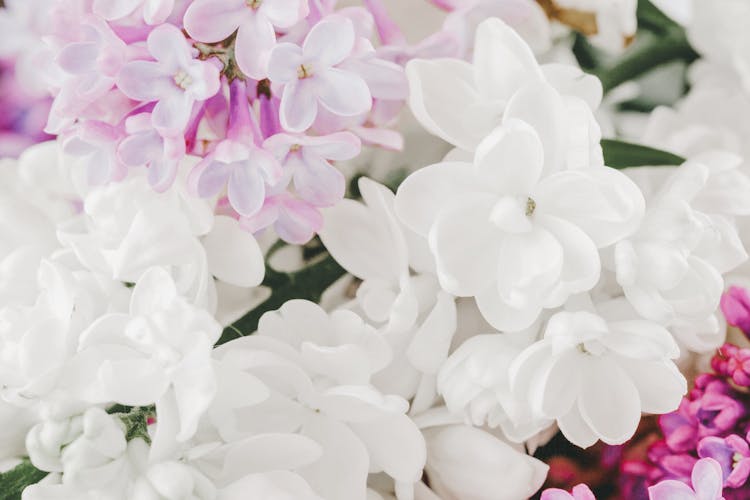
[[1, 1, 750, 499]]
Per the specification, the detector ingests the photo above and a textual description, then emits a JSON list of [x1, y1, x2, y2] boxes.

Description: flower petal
[[317, 68, 372, 118], [203, 215, 265, 287]]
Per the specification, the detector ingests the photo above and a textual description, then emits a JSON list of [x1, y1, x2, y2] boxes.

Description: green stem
[[601, 139, 685, 168], [596, 29, 698, 93], [216, 255, 346, 345]]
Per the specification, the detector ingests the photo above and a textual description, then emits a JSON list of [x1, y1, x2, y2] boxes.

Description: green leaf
[[595, 29, 697, 93], [0, 460, 47, 500], [111, 406, 155, 444], [216, 254, 346, 345], [637, 0, 681, 33], [601, 139, 685, 168]]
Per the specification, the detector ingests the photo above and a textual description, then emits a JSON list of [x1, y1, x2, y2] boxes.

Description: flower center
[[525, 196, 536, 216], [246, 0, 262, 8], [290, 144, 301, 152], [297, 64, 313, 79], [734, 452, 744, 467], [173, 70, 193, 90], [577, 340, 605, 356]]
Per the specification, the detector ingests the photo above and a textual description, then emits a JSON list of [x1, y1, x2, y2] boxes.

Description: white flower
[[57, 164, 264, 311], [406, 17, 602, 155], [614, 159, 747, 350], [510, 309, 686, 447], [437, 333, 551, 442], [319, 177, 458, 409], [0, 258, 127, 409], [395, 117, 644, 331], [423, 424, 548, 500], [73, 267, 220, 446], [215, 300, 426, 500]]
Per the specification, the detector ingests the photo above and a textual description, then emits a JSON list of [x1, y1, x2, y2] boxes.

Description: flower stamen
[[173, 70, 193, 89], [297, 64, 313, 79]]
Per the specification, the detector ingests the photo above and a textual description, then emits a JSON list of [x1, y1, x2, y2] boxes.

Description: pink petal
[[294, 152, 345, 206], [648, 481, 699, 500], [279, 79, 319, 133], [93, 0, 143, 20], [143, 0, 175, 24], [193, 159, 231, 198], [235, 15, 276, 80], [302, 131, 361, 160], [117, 61, 172, 101], [152, 91, 194, 135], [276, 199, 322, 244], [303, 17, 355, 67], [692, 458, 723, 500], [118, 130, 163, 166], [56, 42, 99, 74], [540, 489, 575, 500], [183, 0, 247, 43], [228, 164, 266, 217], [261, 0, 309, 28], [268, 43, 305, 83], [317, 68, 372, 117], [147, 24, 193, 69]]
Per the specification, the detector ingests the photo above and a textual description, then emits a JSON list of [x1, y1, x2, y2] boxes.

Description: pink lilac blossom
[[26, 0, 433, 244], [721, 286, 750, 336], [648, 458, 725, 500], [541, 483, 597, 500]]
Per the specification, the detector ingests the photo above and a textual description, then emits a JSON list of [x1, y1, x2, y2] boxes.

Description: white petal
[[406, 58, 496, 151], [557, 404, 598, 449], [203, 216, 265, 287], [394, 161, 482, 237], [473, 18, 543, 102], [617, 358, 686, 414], [473, 119, 544, 195], [476, 283, 543, 332], [534, 167, 645, 248], [221, 434, 323, 482], [578, 358, 641, 444], [429, 196, 502, 296]]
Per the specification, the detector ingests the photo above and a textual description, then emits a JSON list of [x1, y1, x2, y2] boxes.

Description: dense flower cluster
[[2, 0, 750, 499]]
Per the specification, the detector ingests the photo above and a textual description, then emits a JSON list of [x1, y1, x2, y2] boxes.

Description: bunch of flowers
[[1, 0, 750, 499]]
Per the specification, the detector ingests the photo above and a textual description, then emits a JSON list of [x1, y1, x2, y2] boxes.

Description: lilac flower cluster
[[31, 0, 456, 244]]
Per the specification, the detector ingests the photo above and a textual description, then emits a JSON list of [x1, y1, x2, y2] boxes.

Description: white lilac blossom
[[395, 116, 644, 332], [214, 300, 426, 500], [405, 17, 603, 156], [614, 159, 749, 351], [510, 308, 686, 448]]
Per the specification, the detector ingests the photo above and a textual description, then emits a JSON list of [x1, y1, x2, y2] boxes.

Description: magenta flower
[[263, 131, 360, 206], [117, 112, 185, 192], [93, 0, 175, 24], [184, 0, 309, 79], [541, 484, 597, 500], [721, 286, 750, 335], [116, 24, 221, 136], [698, 434, 750, 489], [648, 458, 725, 500], [267, 16, 372, 132]]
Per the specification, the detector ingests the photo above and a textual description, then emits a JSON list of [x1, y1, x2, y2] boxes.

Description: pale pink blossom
[[116, 24, 221, 136], [93, 0, 176, 25], [267, 16, 372, 132], [184, 0, 309, 79], [648, 457, 725, 500]]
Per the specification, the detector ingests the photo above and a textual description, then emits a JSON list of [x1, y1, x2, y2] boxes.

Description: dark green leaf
[[637, 0, 681, 33], [601, 139, 685, 168], [0, 460, 46, 500]]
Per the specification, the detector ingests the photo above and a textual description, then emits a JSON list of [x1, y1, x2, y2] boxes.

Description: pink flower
[[62, 120, 127, 185], [241, 192, 323, 244], [93, 0, 176, 25], [116, 24, 221, 136], [648, 458, 725, 499], [698, 434, 750, 489], [190, 139, 281, 217], [541, 484, 597, 500], [117, 112, 186, 192], [267, 16, 372, 132], [184, 0, 309, 79], [721, 286, 750, 335], [263, 131, 360, 206]]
